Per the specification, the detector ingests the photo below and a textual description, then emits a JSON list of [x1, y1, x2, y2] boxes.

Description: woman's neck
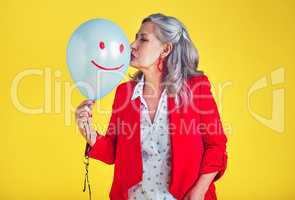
[[142, 71, 164, 97]]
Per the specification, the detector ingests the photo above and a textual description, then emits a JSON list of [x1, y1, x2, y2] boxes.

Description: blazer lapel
[[167, 95, 181, 196]]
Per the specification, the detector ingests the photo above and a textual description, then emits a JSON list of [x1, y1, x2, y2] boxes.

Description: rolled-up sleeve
[[198, 75, 228, 182]]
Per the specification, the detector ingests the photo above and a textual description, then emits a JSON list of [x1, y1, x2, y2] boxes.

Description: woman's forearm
[[193, 171, 218, 194]]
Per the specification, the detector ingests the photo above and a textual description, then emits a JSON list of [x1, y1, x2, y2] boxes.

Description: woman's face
[[130, 22, 164, 70]]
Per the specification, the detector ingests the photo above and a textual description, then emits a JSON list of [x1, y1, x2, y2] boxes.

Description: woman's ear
[[161, 42, 173, 58]]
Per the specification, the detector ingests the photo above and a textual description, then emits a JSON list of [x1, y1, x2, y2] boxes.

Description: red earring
[[157, 57, 163, 72]]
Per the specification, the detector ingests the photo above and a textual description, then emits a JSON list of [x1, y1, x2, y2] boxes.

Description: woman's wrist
[[192, 182, 209, 195], [193, 171, 219, 194], [85, 131, 97, 147]]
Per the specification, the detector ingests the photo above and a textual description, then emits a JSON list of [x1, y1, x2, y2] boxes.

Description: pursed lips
[[131, 52, 137, 59]]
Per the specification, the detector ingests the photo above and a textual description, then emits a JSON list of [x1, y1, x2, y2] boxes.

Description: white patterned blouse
[[128, 74, 177, 200]]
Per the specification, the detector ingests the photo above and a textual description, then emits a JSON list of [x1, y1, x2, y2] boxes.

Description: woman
[[75, 13, 228, 200]]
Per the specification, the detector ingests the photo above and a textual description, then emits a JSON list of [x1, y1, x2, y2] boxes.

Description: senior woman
[[75, 13, 228, 200]]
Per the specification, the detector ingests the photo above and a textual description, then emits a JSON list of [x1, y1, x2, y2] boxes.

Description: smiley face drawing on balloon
[[67, 19, 130, 100], [91, 41, 125, 71]]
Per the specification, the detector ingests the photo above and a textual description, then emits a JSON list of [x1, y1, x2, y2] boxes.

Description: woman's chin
[[129, 62, 140, 69]]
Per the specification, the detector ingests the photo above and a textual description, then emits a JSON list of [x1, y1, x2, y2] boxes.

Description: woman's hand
[[184, 171, 218, 200], [75, 99, 96, 146], [183, 186, 206, 200]]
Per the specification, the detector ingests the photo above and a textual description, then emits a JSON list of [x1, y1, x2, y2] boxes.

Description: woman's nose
[[130, 41, 136, 49]]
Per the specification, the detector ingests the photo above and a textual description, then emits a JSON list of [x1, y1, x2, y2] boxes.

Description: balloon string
[[82, 120, 92, 200], [83, 156, 92, 200]]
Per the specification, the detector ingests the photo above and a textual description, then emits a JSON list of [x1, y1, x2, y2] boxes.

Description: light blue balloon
[[66, 19, 130, 100]]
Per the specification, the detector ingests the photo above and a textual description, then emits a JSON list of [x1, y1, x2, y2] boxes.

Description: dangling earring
[[157, 56, 163, 72]]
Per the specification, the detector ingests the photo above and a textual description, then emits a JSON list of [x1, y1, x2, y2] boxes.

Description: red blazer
[[88, 74, 228, 200]]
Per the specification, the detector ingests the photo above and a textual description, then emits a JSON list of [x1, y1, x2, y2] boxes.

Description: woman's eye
[[140, 39, 148, 42]]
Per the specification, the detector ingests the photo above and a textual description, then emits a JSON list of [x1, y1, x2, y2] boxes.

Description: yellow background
[[1, 0, 294, 199]]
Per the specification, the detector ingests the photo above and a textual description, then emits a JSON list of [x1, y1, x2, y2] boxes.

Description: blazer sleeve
[[86, 85, 121, 165], [198, 75, 228, 182]]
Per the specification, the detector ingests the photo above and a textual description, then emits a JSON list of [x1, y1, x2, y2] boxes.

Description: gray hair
[[129, 13, 203, 107]]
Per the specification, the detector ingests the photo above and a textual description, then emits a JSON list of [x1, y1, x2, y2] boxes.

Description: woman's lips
[[131, 54, 138, 61], [131, 52, 137, 59], [91, 60, 124, 70]]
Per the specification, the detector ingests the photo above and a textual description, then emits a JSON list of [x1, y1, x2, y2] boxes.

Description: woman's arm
[[184, 171, 218, 200], [86, 85, 122, 165], [193, 171, 218, 194], [185, 75, 228, 200], [198, 75, 228, 182]]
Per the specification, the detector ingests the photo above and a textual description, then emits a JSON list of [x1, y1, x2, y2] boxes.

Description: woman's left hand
[[184, 171, 218, 200], [183, 186, 206, 200]]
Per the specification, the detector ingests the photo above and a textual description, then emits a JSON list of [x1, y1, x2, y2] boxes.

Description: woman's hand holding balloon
[[75, 100, 97, 147]]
